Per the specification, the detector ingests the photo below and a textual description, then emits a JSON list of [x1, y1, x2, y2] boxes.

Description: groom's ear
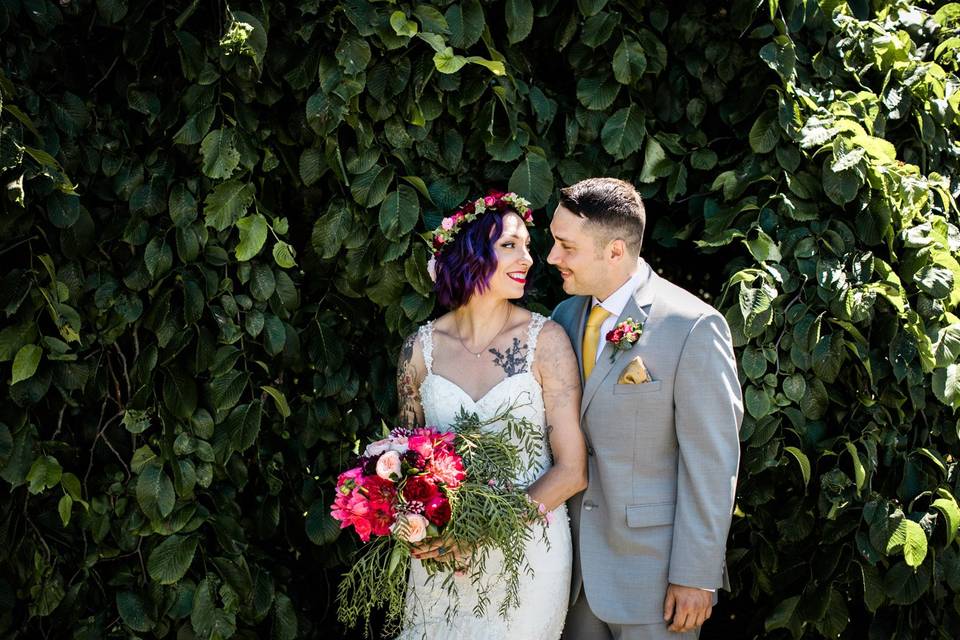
[[608, 237, 628, 262]]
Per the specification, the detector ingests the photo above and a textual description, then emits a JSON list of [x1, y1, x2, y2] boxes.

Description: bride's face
[[486, 212, 532, 300]]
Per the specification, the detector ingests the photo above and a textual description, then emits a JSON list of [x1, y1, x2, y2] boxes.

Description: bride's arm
[[396, 333, 426, 429], [527, 321, 588, 511]]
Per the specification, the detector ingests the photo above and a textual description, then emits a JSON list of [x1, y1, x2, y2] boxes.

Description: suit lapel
[[571, 296, 590, 381], [579, 269, 659, 420]]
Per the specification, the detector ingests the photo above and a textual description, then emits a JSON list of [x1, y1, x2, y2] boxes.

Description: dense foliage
[[0, 0, 958, 638]]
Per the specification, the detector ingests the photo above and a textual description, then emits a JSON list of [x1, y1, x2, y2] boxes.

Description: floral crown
[[427, 191, 534, 258]]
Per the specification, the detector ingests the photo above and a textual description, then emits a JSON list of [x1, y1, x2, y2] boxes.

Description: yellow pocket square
[[617, 356, 651, 384]]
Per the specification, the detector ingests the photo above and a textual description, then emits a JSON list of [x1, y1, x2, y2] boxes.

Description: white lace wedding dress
[[396, 313, 571, 640]]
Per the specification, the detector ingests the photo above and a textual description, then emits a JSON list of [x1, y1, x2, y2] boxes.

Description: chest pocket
[[613, 380, 662, 395]]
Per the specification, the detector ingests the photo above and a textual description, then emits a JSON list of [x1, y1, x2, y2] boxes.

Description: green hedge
[[1, 0, 959, 638]]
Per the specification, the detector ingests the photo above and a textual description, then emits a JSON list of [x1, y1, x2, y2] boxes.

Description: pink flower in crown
[[484, 195, 497, 207], [441, 217, 455, 230]]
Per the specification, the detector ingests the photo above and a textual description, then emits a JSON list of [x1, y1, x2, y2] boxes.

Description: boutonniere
[[606, 318, 643, 361]]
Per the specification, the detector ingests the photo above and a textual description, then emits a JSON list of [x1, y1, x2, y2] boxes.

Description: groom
[[548, 178, 742, 639]]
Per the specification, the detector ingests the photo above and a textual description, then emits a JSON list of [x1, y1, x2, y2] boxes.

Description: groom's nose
[[546, 243, 560, 265]]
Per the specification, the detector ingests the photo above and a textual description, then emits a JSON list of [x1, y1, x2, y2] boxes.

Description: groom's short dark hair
[[559, 178, 645, 255]]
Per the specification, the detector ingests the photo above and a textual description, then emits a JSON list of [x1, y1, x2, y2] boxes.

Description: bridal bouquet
[[331, 406, 547, 633]]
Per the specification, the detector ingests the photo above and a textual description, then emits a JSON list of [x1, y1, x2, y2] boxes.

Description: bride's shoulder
[[532, 318, 576, 360]]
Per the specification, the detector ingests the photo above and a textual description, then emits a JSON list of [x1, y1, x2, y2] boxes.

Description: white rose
[[392, 513, 429, 543], [376, 450, 402, 480]]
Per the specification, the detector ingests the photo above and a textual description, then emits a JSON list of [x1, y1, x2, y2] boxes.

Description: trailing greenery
[[0, 0, 957, 638]]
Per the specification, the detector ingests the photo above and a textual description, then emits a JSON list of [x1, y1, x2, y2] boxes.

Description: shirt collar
[[592, 260, 651, 317]]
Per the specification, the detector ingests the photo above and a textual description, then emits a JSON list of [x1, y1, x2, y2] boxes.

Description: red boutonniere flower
[[606, 318, 643, 360]]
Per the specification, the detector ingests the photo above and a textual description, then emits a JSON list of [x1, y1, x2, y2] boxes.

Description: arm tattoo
[[488, 337, 529, 376], [397, 333, 421, 430]]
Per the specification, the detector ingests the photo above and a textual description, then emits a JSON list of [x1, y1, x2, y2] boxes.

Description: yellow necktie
[[582, 305, 611, 379]]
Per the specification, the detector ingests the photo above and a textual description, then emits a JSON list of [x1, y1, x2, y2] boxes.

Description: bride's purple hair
[[433, 210, 525, 309]]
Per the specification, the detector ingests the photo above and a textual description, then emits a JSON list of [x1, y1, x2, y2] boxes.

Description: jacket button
[[583, 501, 597, 511]]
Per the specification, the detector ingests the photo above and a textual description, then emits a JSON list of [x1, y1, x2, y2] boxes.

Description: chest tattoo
[[489, 338, 529, 376]]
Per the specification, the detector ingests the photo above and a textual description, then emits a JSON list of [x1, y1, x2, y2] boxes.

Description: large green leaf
[[508, 152, 554, 209], [885, 519, 928, 568], [505, 0, 533, 44], [26, 455, 62, 494], [11, 344, 42, 384], [933, 364, 960, 409], [147, 535, 198, 584], [576, 76, 620, 111], [638, 137, 672, 183], [446, 0, 484, 48], [748, 110, 780, 154], [200, 128, 240, 180], [136, 464, 176, 519], [932, 493, 960, 546], [163, 368, 198, 419], [305, 500, 341, 545], [235, 214, 269, 261], [116, 591, 153, 633], [600, 104, 645, 160], [204, 179, 255, 231]]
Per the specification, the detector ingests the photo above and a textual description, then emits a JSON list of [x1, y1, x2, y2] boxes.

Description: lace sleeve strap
[[418, 321, 435, 375], [525, 313, 548, 369]]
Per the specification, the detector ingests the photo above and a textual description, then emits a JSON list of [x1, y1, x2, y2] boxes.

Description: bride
[[394, 191, 587, 639]]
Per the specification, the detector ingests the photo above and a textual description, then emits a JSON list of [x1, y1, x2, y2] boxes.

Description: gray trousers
[[562, 592, 700, 640]]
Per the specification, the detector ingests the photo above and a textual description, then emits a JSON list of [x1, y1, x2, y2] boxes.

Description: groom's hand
[[663, 583, 712, 633]]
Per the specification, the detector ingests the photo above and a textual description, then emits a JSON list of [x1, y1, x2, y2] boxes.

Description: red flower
[[606, 327, 624, 343], [425, 495, 451, 526], [368, 500, 395, 537], [433, 235, 445, 248], [361, 475, 397, 504], [463, 201, 475, 214], [403, 476, 440, 503]]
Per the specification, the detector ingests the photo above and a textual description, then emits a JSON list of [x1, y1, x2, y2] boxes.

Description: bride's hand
[[411, 539, 471, 567]]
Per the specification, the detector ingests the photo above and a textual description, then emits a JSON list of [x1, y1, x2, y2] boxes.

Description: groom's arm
[[669, 312, 742, 589]]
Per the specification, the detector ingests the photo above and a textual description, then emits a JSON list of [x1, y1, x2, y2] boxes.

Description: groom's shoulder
[[551, 296, 586, 324], [654, 273, 723, 321]]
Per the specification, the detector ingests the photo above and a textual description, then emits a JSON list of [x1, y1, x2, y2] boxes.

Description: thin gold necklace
[[455, 306, 512, 359]]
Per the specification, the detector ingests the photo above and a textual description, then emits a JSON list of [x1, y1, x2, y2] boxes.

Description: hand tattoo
[[489, 338, 529, 376]]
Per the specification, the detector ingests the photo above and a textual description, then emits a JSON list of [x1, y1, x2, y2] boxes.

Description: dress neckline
[[419, 313, 547, 405], [423, 371, 539, 406]]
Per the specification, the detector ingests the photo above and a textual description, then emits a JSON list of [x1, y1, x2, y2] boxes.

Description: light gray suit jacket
[[552, 261, 742, 625]]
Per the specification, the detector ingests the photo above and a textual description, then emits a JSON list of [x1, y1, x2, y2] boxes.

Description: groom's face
[[547, 205, 608, 297]]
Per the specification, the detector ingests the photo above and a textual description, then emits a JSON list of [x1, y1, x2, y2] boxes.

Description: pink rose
[[484, 195, 496, 207], [441, 217, 454, 230], [392, 512, 429, 543], [376, 450, 402, 480]]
